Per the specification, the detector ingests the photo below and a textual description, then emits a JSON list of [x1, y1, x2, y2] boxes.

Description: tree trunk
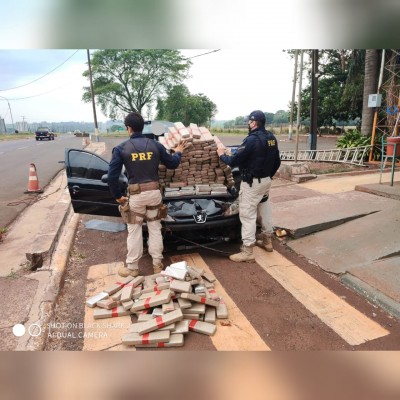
[[361, 50, 379, 136]]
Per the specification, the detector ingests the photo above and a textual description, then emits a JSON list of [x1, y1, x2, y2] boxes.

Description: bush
[[335, 129, 370, 148]]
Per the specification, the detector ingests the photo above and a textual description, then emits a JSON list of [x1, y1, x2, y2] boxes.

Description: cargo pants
[[126, 189, 163, 267], [239, 177, 272, 247]]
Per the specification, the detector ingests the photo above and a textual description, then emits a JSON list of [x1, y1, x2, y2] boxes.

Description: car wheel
[[36, 138, 39, 141]]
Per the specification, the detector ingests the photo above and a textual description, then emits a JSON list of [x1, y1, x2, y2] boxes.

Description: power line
[[7, 84, 69, 100], [186, 49, 221, 59], [0, 50, 81, 92]]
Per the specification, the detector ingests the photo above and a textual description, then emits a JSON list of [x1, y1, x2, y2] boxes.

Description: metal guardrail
[[280, 146, 372, 166]]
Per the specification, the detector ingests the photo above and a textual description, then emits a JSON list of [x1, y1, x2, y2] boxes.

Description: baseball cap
[[248, 110, 266, 123]]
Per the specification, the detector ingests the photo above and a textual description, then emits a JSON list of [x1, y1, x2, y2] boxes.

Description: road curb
[[341, 273, 400, 321], [24, 210, 80, 350]]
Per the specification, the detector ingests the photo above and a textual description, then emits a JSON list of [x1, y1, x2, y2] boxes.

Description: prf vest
[[119, 137, 161, 184]]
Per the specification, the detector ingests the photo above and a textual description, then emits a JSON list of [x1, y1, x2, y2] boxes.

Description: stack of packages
[[86, 261, 229, 348], [158, 122, 235, 197]]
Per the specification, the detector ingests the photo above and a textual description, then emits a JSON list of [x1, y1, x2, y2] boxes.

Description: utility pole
[[87, 49, 99, 142], [309, 49, 319, 151], [0, 95, 15, 131], [288, 50, 298, 141], [295, 50, 304, 163]]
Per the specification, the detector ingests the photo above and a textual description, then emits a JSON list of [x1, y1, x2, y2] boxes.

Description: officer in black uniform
[[217, 110, 280, 262], [108, 112, 189, 277]]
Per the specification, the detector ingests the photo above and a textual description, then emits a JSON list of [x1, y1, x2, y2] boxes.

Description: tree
[[360, 50, 379, 136], [273, 110, 289, 124], [82, 50, 191, 119], [156, 84, 217, 126]]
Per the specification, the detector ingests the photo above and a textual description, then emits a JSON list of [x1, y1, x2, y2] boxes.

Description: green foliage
[[336, 129, 370, 148], [335, 129, 384, 161], [83, 50, 191, 119], [156, 84, 217, 126], [272, 110, 289, 124]]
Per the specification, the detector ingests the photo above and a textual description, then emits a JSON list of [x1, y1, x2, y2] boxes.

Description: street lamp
[[0, 95, 15, 132]]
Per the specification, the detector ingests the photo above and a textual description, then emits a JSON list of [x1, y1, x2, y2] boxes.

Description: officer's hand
[[175, 140, 190, 153], [217, 147, 226, 157], [116, 196, 128, 204]]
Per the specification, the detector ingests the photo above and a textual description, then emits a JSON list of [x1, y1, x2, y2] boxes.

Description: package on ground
[[103, 276, 134, 295], [128, 321, 176, 333], [120, 276, 145, 302], [122, 330, 171, 346], [86, 291, 109, 308], [202, 272, 216, 283], [131, 290, 172, 312], [122, 300, 134, 311], [162, 266, 188, 281], [204, 306, 217, 324], [138, 288, 172, 300], [134, 333, 185, 348], [96, 298, 118, 310], [182, 303, 206, 314], [177, 297, 192, 309], [141, 282, 170, 294], [171, 320, 190, 334], [169, 279, 192, 294], [137, 309, 184, 335], [181, 292, 219, 308], [216, 298, 229, 319], [188, 319, 217, 336], [93, 306, 131, 319], [162, 299, 175, 313]]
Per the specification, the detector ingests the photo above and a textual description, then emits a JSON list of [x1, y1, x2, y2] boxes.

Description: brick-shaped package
[[96, 298, 118, 310], [122, 330, 171, 345], [216, 298, 229, 319], [180, 293, 219, 308], [128, 321, 176, 333], [171, 320, 190, 334], [93, 306, 131, 319], [204, 306, 216, 324], [188, 319, 217, 336], [137, 309, 183, 335], [182, 303, 206, 314], [103, 276, 134, 295], [86, 292, 109, 308], [131, 290, 172, 312], [134, 333, 184, 348], [141, 282, 170, 294], [169, 279, 192, 294], [120, 276, 145, 302]]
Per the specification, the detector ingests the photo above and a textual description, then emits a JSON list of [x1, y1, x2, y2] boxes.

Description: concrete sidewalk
[[1, 149, 399, 350], [0, 142, 105, 351], [271, 170, 400, 320]]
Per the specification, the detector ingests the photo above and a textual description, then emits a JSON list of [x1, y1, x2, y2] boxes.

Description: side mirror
[[101, 174, 108, 183]]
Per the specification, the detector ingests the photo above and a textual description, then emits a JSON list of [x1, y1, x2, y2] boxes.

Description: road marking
[[83, 262, 134, 351], [171, 253, 270, 351], [17, 146, 28, 150], [254, 248, 390, 346]]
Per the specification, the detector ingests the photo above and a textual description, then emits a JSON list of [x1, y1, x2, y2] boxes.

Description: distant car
[[64, 137, 242, 243], [35, 127, 54, 141]]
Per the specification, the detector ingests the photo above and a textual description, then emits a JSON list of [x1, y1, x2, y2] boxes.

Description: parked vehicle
[[64, 120, 242, 243], [35, 127, 54, 141]]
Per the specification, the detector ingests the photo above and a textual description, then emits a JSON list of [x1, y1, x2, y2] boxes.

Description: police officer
[[217, 110, 281, 262], [108, 112, 189, 277]]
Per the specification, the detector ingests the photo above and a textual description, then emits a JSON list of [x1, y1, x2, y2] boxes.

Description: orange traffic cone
[[24, 163, 43, 193]]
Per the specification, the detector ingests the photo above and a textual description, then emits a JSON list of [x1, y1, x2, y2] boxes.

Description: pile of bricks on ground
[[158, 122, 235, 196], [86, 261, 228, 348]]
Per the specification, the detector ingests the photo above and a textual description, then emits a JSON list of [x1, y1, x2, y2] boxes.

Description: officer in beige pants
[[217, 110, 280, 262], [108, 112, 189, 277]]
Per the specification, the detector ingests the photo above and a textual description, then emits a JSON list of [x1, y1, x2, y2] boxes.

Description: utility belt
[[119, 181, 167, 224], [241, 170, 269, 187], [128, 181, 160, 195]]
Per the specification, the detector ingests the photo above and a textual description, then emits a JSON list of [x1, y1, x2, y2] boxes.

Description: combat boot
[[118, 264, 139, 278], [153, 262, 164, 274], [256, 233, 273, 252], [229, 245, 255, 263]]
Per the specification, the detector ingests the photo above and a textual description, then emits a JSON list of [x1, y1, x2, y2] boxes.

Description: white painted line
[[17, 146, 28, 150], [254, 248, 390, 346], [171, 253, 271, 351]]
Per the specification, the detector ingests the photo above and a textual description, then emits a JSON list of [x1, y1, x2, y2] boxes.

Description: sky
[[0, 49, 299, 125], [0, 1, 398, 127]]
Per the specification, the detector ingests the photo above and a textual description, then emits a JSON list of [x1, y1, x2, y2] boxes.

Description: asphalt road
[[0, 134, 86, 228], [0, 133, 339, 229]]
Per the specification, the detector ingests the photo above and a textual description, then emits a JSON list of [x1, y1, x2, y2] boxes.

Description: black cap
[[248, 110, 266, 123]]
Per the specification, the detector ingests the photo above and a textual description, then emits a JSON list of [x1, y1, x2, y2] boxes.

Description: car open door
[[64, 149, 127, 217]]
